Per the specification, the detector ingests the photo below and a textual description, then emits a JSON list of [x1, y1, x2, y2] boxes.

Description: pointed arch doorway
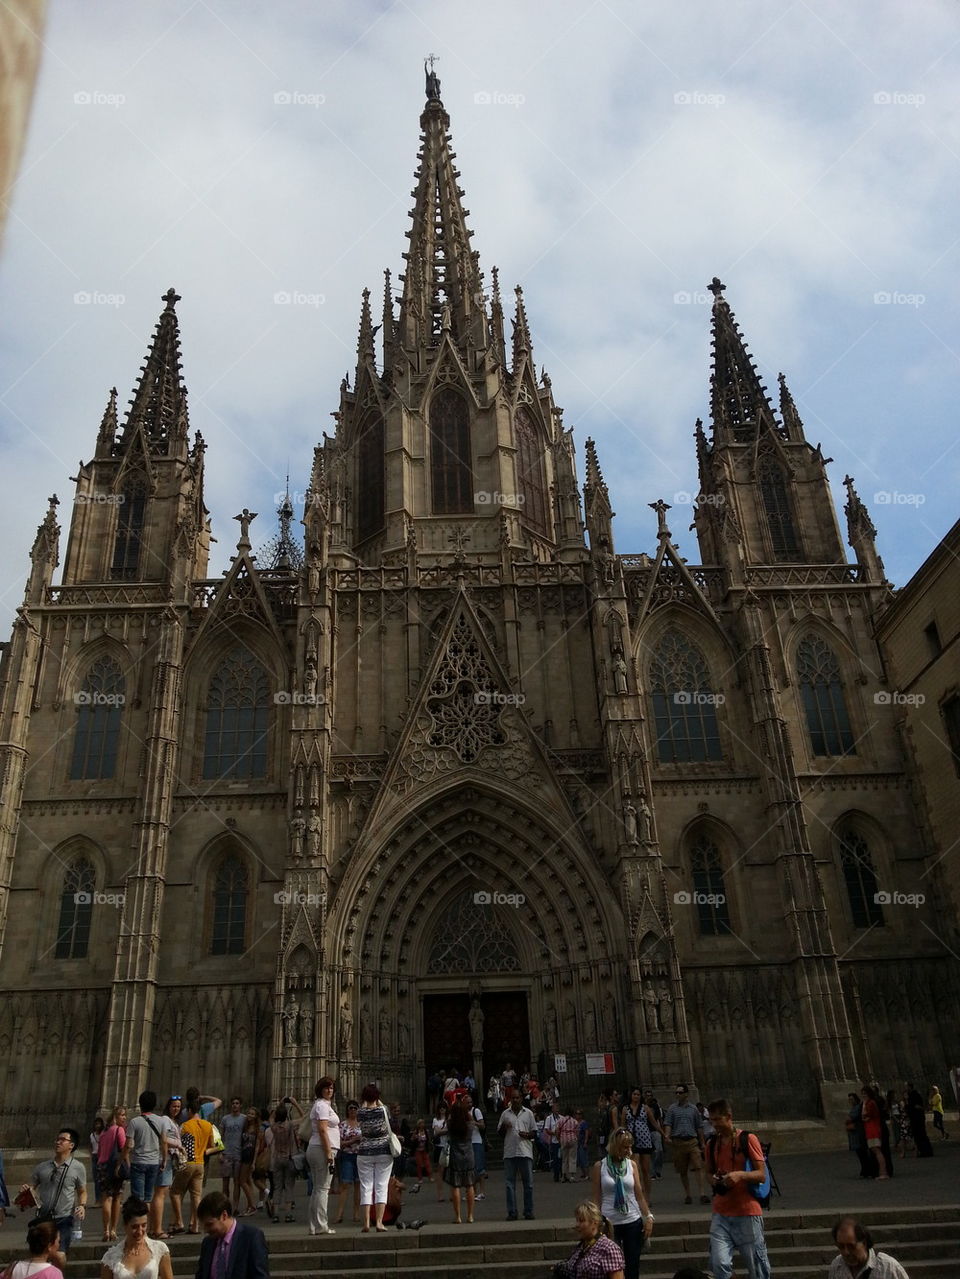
[[422, 991, 530, 1088], [421, 888, 531, 1091]]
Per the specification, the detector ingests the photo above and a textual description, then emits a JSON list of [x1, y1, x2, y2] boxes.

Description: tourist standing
[[444, 1095, 477, 1224], [169, 1098, 213, 1235], [99, 1195, 173, 1279], [356, 1084, 393, 1233], [498, 1093, 536, 1221], [704, 1099, 771, 1279], [929, 1084, 947, 1139], [845, 1093, 871, 1179], [151, 1096, 184, 1237], [906, 1084, 933, 1157], [333, 1101, 361, 1225], [662, 1085, 709, 1205], [97, 1106, 128, 1241], [307, 1076, 340, 1236], [219, 1098, 247, 1212], [591, 1126, 654, 1279], [22, 1129, 87, 1253]]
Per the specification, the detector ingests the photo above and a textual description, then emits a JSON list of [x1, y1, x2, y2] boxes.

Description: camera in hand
[[712, 1173, 732, 1195]]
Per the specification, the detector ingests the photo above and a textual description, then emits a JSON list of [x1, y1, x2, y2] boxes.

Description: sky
[[0, 0, 957, 629]]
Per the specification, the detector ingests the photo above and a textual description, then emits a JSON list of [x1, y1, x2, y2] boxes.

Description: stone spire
[[708, 277, 778, 443], [778, 371, 806, 442], [25, 495, 60, 604], [584, 437, 615, 554], [357, 287, 375, 366], [398, 69, 485, 351], [118, 287, 189, 455], [381, 268, 396, 372], [843, 475, 887, 584], [512, 284, 532, 371], [95, 386, 118, 457]]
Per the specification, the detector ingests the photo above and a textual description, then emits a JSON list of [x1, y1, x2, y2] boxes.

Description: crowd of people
[[0, 1066, 948, 1279]]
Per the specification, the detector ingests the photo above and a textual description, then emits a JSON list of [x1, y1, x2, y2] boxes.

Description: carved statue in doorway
[[469, 997, 484, 1054], [339, 999, 353, 1055], [545, 1001, 559, 1048], [642, 981, 659, 1034], [282, 997, 300, 1047]]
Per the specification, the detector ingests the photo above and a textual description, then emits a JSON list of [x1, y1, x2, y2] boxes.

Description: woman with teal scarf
[[590, 1128, 654, 1279]]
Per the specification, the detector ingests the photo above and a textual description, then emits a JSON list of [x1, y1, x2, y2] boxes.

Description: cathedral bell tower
[[326, 64, 584, 566], [694, 278, 845, 576], [60, 288, 210, 598]]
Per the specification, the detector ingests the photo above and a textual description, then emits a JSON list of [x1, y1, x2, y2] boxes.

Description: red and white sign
[[586, 1053, 616, 1075]]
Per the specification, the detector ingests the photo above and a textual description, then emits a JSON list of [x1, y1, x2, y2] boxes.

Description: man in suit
[[195, 1191, 269, 1279]]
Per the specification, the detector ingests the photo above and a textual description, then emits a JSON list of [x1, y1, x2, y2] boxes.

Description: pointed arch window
[[797, 634, 855, 756], [211, 854, 249, 954], [515, 408, 549, 536], [650, 629, 723, 763], [689, 832, 732, 936], [356, 414, 385, 542], [837, 827, 884, 928], [55, 858, 95, 958], [110, 476, 148, 580], [430, 388, 473, 514], [758, 456, 801, 560], [70, 656, 125, 780], [202, 647, 270, 780]]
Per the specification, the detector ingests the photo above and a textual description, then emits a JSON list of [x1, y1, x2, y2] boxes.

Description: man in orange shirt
[[169, 1098, 214, 1235], [704, 1098, 771, 1279]]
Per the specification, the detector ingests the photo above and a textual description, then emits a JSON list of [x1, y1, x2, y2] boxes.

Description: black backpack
[[706, 1130, 771, 1210]]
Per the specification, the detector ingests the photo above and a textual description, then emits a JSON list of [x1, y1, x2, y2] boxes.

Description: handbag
[[205, 1123, 225, 1158], [292, 1151, 307, 1175], [380, 1103, 402, 1158], [298, 1112, 313, 1144]]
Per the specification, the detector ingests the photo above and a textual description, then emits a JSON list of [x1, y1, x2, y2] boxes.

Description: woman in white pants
[[307, 1076, 340, 1236], [356, 1083, 393, 1232]]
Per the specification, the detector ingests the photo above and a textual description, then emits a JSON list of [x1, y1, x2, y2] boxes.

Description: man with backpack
[[704, 1098, 771, 1279]]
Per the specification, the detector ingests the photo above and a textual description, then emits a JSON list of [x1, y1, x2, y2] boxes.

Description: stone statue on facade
[[339, 999, 353, 1055], [623, 801, 639, 846], [300, 1007, 314, 1048], [612, 651, 628, 694], [657, 982, 675, 1033], [282, 997, 300, 1046], [379, 1006, 392, 1055], [642, 981, 659, 1033]]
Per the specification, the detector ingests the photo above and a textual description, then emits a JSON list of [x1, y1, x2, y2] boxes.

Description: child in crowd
[[411, 1119, 432, 1190]]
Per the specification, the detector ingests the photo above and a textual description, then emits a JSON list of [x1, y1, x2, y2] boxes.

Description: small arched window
[[758, 455, 801, 560], [110, 476, 148, 580], [202, 647, 270, 780], [70, 656, 125, 781], [649, 630, 723, 763], [837, 827, 884, 928], [797, 634, 855, 757], [515, 408, 549, 536], [689, 832, 732, 936], [430, 388, 473, 514], [356, 414, 385, 543], [211, 854, 248, 954], [55, 858, 96, 958]]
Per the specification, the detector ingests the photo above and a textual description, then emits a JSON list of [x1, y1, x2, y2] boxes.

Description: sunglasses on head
[[171, 1096, 181, 1101]]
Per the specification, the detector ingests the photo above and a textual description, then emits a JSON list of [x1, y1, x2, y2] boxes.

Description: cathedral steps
[[52, 1205, 960, 1279]]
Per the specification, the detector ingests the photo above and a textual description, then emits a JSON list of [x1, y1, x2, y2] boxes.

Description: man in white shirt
[[470, 1100, 487, 1200], [497, 1095, 536, 1221], [829, 1217, 910, 1279]]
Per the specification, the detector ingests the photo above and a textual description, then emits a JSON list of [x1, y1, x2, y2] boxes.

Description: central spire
[[398, 64, 485, 352]]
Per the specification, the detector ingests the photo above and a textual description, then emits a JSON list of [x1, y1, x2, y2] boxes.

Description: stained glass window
[[650, 630, 723, 763], [70, 657, 125, 780], [211, 854, 248, 954], [689, 833, 732, 936], [202, 647, 269, 780], [430, 389, 473, 514], [55, 858, 95, 958], [758, 456, 801, 560], [110, 478, 147, 580], [797, 634, 855, 756], [515, 408, 549, 536], [838, 828, 884, 928], [356, 415, 385, 542]]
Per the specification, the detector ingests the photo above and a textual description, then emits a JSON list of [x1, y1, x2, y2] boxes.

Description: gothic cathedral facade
[[1, 76, 957, 1134]]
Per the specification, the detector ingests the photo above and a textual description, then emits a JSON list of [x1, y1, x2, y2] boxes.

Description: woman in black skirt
[[443, 1095, 477, 1224]]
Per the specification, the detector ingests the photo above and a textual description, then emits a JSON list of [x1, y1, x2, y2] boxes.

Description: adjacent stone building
[[1, 71, 957, 1137]]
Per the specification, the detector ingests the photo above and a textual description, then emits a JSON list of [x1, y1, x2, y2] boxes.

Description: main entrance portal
[[423, 991, 530, 1092]]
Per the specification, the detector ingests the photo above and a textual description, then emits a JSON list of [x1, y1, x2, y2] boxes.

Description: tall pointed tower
[[327, 64, 580, 566]]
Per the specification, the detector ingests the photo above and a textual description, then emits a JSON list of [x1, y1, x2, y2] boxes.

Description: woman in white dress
[[99, 1196, 173, 1279]]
